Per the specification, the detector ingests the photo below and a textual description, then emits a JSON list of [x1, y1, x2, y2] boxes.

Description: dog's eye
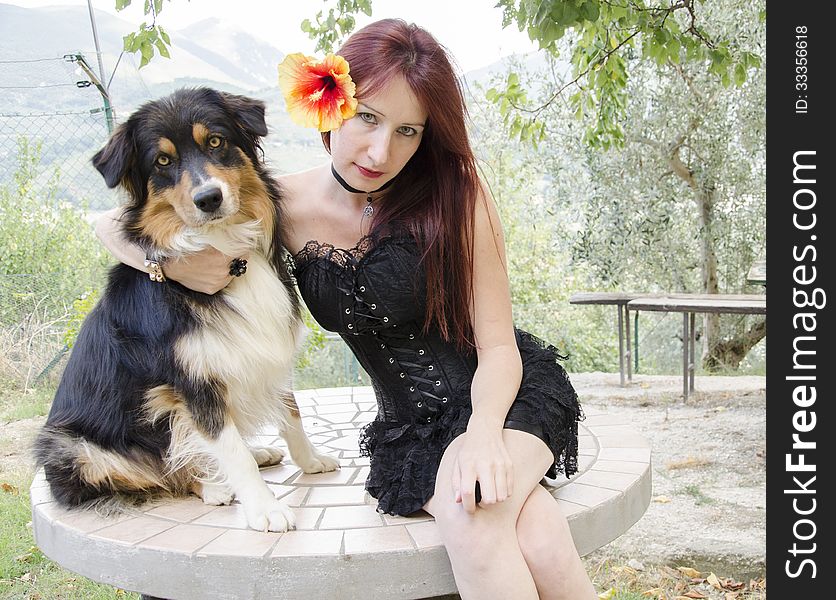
[[156, 155, 171, 167], [208, 135, 223, 149]]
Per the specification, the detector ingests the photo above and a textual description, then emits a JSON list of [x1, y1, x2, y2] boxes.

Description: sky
[[10, 0, 541, 72]]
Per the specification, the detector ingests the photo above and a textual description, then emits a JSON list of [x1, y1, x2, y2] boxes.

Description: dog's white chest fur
[[172, 226, 301, 435]]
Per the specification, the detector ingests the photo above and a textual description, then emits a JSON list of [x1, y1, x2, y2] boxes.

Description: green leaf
[[122, 32, 135, 52], [155, 38, 170, 59], [115, 0, 132, 10], [734, 62, 746, 85], [609, 4, 627, 20], [579, 0, 600, 22], [140, 41, 154, 64], [158, 26, 170, 45], [153, 0, 162, 15]]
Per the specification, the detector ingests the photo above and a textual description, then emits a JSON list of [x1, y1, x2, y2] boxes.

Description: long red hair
[[323, 19, 480, 352]]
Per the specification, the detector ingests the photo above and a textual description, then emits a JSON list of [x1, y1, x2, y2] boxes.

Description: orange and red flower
[[278, 53, 358, 132]]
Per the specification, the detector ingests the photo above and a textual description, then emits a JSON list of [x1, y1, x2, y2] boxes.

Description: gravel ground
[[572, 372, 767, 580]]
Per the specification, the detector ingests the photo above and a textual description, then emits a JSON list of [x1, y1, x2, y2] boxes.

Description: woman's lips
[[355, 164, 384, 178]]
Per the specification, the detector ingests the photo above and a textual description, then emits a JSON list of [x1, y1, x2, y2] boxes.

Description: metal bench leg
[[689, 312, 696, 392], [682, 313, 689, 401], [625, 309, 633, 383], [617, 304, 626, 387]]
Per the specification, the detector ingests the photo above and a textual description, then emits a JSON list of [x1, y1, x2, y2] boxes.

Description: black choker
[[330, 164, 394, 217]]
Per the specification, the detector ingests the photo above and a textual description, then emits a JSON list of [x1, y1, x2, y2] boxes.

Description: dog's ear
[[220, 92, 268, 138], [92, 122, 135, 188]]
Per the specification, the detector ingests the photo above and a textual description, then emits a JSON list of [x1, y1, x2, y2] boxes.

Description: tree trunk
[[704, 318, 766, 370], [693, 180, 722, 368], [668, 147, 760, 372]]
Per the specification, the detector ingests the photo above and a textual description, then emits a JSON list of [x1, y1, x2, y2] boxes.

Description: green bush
[[0, 138, 109, 325]]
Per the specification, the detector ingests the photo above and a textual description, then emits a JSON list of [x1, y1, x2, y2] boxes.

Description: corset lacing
[[377, 330, 448, 422], [336, 278, 390, 334]]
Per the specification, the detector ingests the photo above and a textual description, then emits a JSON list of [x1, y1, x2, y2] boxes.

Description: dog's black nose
[[193, 187, 223, 213]]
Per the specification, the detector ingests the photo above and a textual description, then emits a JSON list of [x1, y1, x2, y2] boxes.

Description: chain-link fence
[[1, 53, 114, 392], [0, 274, 97, 391], [0, 54, 116, 211]]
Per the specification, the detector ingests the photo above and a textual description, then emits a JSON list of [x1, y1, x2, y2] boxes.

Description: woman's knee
[[516, 487, 578, 569], [433, 501, 517, 560]]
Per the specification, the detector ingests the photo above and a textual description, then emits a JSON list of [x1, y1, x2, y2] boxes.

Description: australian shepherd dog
[[34, 88, 338, 532]]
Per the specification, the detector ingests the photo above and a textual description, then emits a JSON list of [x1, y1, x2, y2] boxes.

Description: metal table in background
[[747, 258, 766, 286], [626, 295, 766, 400], [568, 292, 645, 387]]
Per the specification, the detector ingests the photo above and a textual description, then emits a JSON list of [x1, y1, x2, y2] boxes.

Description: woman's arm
[[453, 183, 523, 513], [94, 207, 238, 294]]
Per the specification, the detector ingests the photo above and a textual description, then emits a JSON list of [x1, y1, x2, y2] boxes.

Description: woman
[[97, 19, 597, 600]]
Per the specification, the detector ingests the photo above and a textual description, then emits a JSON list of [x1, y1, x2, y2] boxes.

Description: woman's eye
[[208, 135, 223, 148], [358, 112, 376, 124], [398, 126, 417, 137], [156, 155, 171, 167]]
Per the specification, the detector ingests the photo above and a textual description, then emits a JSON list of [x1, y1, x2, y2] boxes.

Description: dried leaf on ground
[[653, 495, 672, 503], [706, 573, 722, 589], [677, 566, 702, 578], [721, 578, 745, 591], [667, 456, 714, 470], [1, 482, 19, 494]]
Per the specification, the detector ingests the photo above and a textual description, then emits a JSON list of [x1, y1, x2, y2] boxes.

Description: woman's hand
[[95, 207, 245, 295], [162, 249, 247, 295], [452, 416, 514, 514]]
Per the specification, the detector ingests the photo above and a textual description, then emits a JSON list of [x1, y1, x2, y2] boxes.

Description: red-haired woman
[[97, 19, 597, 599]]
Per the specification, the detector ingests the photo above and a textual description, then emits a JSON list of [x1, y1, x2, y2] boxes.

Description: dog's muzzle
[[193, 186, 224, 213]]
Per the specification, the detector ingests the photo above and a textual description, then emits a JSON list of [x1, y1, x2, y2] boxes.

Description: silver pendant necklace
[[330, 164, 394, 218]]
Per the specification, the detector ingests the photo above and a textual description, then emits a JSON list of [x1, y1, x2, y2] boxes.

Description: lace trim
[[287, 226, 415, 278], [292, 234, 378, 270]]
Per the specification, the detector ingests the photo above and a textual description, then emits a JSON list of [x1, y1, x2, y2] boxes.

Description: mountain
[[0, 3, 285, 110], [0, 3, 550, 209]]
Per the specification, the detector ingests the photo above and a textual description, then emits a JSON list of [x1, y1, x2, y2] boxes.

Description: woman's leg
[[516, 484, 598, 600], [423, 429, 561, 600]]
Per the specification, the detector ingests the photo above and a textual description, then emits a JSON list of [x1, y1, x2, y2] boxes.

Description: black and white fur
[[34, 88, 338, 532]]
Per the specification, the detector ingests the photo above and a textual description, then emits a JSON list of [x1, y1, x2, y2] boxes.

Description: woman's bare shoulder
[[276, 164, 328, 252], [278, 165, 328, 209]]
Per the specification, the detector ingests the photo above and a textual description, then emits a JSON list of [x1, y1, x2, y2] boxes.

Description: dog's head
[[94, 88, 276, 252]]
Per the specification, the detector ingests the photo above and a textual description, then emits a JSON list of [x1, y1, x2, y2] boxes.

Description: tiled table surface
[[31, 386, 652, 600]]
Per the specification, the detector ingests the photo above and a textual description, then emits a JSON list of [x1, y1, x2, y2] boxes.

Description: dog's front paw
[[250, 446, 286, 467], [195, 481, 235, 506], [243, 495, 296, 532], [298, 452, 341, 474]]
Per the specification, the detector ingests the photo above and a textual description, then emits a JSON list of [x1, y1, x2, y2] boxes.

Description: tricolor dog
[[35, 88, 338, 532]]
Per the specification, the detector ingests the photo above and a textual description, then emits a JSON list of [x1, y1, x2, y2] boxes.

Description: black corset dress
[[289, 228, 584, 516]]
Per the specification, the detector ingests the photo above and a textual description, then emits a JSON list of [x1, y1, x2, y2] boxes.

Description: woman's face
[[329, 75, 428, 191]]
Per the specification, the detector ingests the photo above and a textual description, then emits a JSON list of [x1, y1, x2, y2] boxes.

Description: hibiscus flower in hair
[[278, 53, 358, 132]]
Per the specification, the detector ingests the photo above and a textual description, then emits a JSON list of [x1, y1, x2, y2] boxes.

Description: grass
[[0, 387, 52, 423], [0, 382, 138, 600], [0, 470, 140, 600], [682, 484, 715, 506], [587, 557, 766, 600]]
